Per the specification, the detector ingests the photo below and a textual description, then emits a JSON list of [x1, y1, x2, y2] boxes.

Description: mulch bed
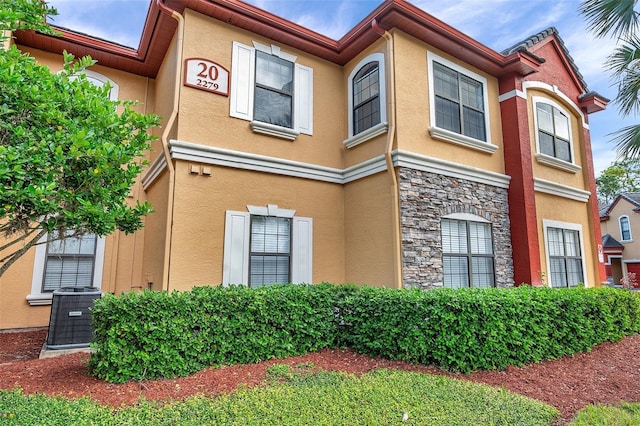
[[1, 328, 640, 424]]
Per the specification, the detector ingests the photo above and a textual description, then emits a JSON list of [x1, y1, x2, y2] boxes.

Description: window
[[353, 62, 380, 134], [620, 216, 632, 241], [536, 102, 571, 162], [543, 220, 586, 288], [344, 53, 387, 148], [223, 205, 312, 286], [230, 41, 313, 139], [254, 51, 294, 129], [42, 231, 98, 292], [433, 62, 486, 141], [441, 218, 495, 288], [427, 52, 494, 153], [249, 216, 291, 286]]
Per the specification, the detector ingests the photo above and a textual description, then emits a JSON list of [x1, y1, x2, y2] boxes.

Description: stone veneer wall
[[399, 168, 514, 289]]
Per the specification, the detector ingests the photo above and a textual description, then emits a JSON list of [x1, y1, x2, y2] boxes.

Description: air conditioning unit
[[46, 287, 102, 350]]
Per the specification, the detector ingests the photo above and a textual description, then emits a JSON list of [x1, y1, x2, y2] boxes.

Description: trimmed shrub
[[89, 284, 640, 382]]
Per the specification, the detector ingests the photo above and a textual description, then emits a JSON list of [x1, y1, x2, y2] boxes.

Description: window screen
[[547, 227, 584, 287], [353, 62, 380, 134], [433, 62, 486, 141], [249, 216, 291, 287], [254, 51, 294, 128], [537, 103, 571, 162], [441, 219, 495, 288], [620, 216, 632, 241], [42, 231, 97, 292]]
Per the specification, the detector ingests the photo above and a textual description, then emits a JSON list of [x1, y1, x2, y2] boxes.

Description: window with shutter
[[230, 41, 313, 139], [223, 205, 312, 286]]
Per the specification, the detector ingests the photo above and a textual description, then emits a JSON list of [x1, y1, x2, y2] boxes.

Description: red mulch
[[1, 329, 640, 424]]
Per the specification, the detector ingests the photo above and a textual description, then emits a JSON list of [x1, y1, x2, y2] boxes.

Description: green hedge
[[89, 284, 640, 382]]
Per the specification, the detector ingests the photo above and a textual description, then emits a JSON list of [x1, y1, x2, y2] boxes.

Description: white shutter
[[222, 211, 250, 285], [230, 41, 255, 121], [291, 216, 313, 283], [294, 63, 313, 135]]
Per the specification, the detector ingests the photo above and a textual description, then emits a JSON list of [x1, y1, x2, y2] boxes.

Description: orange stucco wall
[[393, 31, 505, 175], [535, 192, 598, 287]]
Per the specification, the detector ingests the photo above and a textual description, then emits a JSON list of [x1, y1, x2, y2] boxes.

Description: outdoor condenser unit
[[46, 286, 102, 349]]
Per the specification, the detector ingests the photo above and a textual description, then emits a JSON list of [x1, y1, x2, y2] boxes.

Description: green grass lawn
[[0, 366, 560, 425]]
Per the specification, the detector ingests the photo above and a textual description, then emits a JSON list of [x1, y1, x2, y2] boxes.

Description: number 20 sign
[[184, 58, 229, 96]]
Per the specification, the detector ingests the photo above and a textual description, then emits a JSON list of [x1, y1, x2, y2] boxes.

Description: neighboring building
[[600, 193, 640, 285], [1, 0, 608, 329]]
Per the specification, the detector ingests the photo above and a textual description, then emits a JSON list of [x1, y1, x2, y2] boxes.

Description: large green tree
[[596, 158, 640, 205], [580, 0, 640, 157], [0, 0, 159, 277]]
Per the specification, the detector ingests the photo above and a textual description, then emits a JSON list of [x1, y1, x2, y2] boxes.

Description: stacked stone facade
[[399, 168, 514, 289]]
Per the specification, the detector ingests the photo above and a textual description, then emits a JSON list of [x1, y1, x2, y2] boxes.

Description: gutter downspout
[[156, 0, 183, 292], [372, 20, 402, 289]]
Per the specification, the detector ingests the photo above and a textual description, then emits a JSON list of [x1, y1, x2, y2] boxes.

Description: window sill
[[343, 122, 388, 148], [536, 153, 581, 173], [250, 121, 299, 141], [429, 127, 498, 154], [26, 293, 53, 306]]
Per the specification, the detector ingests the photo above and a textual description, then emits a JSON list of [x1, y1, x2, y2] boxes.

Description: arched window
[[620, 216, 632, 241], [344, 53, 387, 147], [353, 61, 380, 135]]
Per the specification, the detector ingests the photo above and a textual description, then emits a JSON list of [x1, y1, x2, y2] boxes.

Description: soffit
[[14, 0, 539, 78]]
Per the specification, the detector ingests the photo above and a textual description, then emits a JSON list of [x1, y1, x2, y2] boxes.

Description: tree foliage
[[596, 158, 640, 205], [0, 0, 160, 277], [580, 0, 640, 157]]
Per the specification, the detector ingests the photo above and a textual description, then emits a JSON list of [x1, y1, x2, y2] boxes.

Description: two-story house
[[600, 193, 640, 285], [1, 0, 608, 330]]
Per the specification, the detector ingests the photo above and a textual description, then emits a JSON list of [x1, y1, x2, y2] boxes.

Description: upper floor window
[[230, 41, 313, 140], [254, 51, 294, 129], [533, 97, 580, 172], [353, 62, 380, 134], [427, 52, 495, 153], [433, 62, 486, 141], [344, 53, 387, 148], [620, 215, 632, 241], [441, 217, 495, 288], [543, 220, 586, 288], [536, 102, 571, 162]]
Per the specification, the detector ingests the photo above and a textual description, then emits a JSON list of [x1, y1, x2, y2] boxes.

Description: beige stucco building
[[600, 193, 640, 285], [1, 0, 608, 329]]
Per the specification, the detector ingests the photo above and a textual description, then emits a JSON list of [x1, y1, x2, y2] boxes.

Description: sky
[[45, 0, 636, 176]]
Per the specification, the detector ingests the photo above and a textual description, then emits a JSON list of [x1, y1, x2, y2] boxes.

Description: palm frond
[[612, 124, 640, 158], [606, 36, 640, 77], [614, 68, 640, 116], [580, 0, 639, 39]]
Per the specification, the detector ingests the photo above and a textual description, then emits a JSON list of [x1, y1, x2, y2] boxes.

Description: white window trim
[[27, 233, 106, 305], [344, 53, 388, 148], [542, 219, 589, 288], [427, 51, 496, 153], [442, 212, 490, 223], [532, 96, 580, 173], [619, 215, 633, 242], [222, 204, 312, 286], [65, 69, 119, 101], [230, 41, 313, 139]]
